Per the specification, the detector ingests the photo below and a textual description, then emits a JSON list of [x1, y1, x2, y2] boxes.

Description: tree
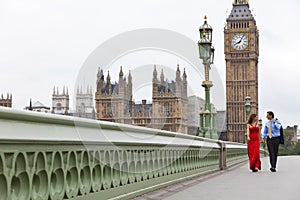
[[279, 130, 299, 156]]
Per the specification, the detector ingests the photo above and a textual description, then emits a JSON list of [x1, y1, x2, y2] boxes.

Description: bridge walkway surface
[[133, 156, 300, 200]]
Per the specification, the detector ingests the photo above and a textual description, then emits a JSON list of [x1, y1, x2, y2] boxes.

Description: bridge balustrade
[[0, 107, 256, 200]]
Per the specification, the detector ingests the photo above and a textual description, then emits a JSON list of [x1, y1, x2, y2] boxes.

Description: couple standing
[[247, 111, 281, 172]]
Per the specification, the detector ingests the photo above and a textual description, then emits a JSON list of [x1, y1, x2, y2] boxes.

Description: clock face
[[231, 33, 248, 50]]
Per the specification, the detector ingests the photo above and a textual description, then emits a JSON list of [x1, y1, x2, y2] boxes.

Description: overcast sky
[[0, 0, 299, 127]]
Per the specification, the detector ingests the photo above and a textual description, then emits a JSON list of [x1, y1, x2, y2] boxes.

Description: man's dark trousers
[[267, 137, 280, 169]]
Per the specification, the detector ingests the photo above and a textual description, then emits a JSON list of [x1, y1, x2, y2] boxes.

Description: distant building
[[187, 95, 227, 139], [187, 96, 205, 135], [216, 111, 227, 140], [0, 93, 12, 108], [25, 100, 50, 113], [152, 65, 188, 133], [95, 67, 133, 124], [52, 86, 69, 115], [285, 125, 299, 144], [76, 86, 93, 113], [95, 65, 188, 133], [69, 86, 96, 119]]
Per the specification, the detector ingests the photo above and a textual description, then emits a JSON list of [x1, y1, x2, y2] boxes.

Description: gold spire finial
[[204, 16, 207, 23]]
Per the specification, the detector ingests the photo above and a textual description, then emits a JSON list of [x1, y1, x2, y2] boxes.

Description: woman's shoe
[[252, 169, 258, 172]]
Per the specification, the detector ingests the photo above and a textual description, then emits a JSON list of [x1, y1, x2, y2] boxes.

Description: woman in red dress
[[247, 114, 262, 172]]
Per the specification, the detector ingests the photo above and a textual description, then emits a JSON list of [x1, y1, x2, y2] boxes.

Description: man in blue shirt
[[262, 111, 281, 172]]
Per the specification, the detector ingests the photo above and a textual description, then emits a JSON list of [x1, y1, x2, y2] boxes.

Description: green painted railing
[[0, 107, 259, 200]]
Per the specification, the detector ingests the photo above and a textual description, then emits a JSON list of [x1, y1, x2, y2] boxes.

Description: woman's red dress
[[248, 125, 261, 170]]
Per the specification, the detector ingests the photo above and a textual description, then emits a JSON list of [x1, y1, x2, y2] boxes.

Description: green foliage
[[294, 142, 300, 155], [279, 130, 300, 156]]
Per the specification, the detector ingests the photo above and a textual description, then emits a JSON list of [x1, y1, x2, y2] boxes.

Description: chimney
[[142, 100, 147, 105]]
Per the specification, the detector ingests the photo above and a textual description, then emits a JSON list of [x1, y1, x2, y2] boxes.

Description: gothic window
[[163, 102, 170, 115], [124, 104, 129, 115], [107, 103, 112, 116], [79, 103, 85, 113], [56, 103, 62, 110]]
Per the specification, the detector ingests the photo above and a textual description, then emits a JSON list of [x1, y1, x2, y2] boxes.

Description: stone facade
[[0, 93, 12, 108], [52, 86, 69, 115], [285, 125, 299, 144], [224, 0, 259, 143], [152, 65, 188, 133], [187, 96, 205, 135], [95, 65, 188, 134], [95, 67, 133, 124], [74, 86, 95, 119]]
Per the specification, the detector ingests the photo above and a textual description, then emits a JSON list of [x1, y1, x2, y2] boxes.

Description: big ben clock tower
[[224, 0, 259, 143]]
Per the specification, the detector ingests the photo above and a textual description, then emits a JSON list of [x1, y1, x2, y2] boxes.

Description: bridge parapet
[[0, 107, 254, 200]]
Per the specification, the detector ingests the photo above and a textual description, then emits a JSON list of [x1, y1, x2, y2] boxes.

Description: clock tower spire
[[224, 0, 259, 143]]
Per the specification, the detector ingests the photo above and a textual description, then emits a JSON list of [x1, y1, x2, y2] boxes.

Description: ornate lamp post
[[245, 96, 251, 117], [258, 119, 262, 132], [258, 118, 266, 156], [198, 16, 217, 139], [245, 95, 251, 143]]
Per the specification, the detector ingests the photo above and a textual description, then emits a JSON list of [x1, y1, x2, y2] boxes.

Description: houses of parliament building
[[95, 65, 188, 134], [0, 93, 12, 108]]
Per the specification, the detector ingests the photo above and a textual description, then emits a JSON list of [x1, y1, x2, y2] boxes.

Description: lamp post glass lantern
[[245, 96, 251, 117], [199, 42, 211, 63], [199, 16, 212, 42], [210, 46, 215, 65], [258, 119, 262, 131], [198, 16, 214, 66]]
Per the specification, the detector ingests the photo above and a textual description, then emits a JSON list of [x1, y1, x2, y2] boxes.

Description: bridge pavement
[[134, 156, 300, 200]]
